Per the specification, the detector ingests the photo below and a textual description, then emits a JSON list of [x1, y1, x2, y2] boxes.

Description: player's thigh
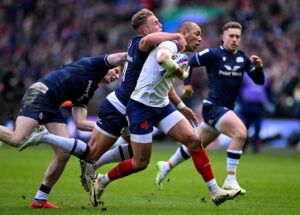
[[219, 111, 247, 138], [46, 122, 69, 137], [167, 118, 196, 145], [199, 124, 219, 148]]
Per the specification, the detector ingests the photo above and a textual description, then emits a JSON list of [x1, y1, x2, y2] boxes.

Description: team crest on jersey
[[222, 56, 226, 61], [236, 57, 244, 63]]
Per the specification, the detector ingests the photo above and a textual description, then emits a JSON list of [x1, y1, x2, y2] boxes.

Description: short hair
[[131, 9, 154, 33], [222, 21, 242, 33], [177, 21, 194, 32]]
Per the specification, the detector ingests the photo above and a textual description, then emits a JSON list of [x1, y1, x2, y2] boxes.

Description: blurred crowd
[[0, 0, 300, 123]]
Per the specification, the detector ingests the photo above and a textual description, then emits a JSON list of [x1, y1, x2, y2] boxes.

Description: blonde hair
[[222, 21, 242, 33], [131, 9, 154, 33]]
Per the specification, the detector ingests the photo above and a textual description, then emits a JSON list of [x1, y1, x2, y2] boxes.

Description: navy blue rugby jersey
[[39, 54, 114, 107], [114, 36, 151, 106], [189, 46, 264, 109]]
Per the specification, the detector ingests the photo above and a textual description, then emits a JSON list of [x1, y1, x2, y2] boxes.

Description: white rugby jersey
[[130, 41, 179, 107]]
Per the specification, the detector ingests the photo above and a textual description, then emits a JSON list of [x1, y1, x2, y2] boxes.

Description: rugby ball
[[172, 53, 189, 71]]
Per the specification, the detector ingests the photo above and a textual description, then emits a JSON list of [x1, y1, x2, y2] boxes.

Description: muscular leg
[[0, 116, 38, 147], [31, 122, 70, 208], [156, 121, 222, 190], [216, 111, 247, 193], [166, 118, 221, 195]]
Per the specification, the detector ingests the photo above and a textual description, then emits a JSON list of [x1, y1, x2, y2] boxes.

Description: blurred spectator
[[0, 65, 24, 124], [238, 72, 274, 153], [0, 0, 300, 122]]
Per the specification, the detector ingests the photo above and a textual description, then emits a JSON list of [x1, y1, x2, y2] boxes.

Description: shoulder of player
[[157, 40, 178, 53]]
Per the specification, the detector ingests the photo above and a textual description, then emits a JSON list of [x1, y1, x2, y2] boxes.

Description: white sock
[[226, 174, 237, 182], [34, 190, 48, 200], [206, 178, 219, 195], [43, 134, 88, 157], [111, 136, 128, 148], [93, 144, 132, 170], [100, 173, 111, 187], [34, 184, 51, 200], [168, 145, 190, 168], [226, 149, 243, 173]]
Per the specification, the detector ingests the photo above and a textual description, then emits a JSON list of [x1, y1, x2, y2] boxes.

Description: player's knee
[[183, 134, 201, 151], [133, 158, 150, 171], [234, 129, 247, 144]]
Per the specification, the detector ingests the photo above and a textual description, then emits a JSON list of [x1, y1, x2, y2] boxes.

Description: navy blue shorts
[[19, 83, 66, 124], [95, 98, 128, 138], [126, 99, 183, 143], [202, 100, 229, 129]]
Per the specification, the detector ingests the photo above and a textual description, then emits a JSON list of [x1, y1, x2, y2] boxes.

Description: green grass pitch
[[0, 143, 300, 215]]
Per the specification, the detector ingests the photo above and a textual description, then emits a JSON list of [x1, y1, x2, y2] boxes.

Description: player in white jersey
[[90, 21, 241, 207]]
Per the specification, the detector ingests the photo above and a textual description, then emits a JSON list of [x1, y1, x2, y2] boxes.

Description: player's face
[[144, 15, 162, 34], [99, 68, 120, 85], [222, 28, 241, 53], [184, 24, 202, 52]]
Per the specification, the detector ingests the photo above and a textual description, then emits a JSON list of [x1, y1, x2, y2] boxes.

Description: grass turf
[[0, 143, 300, 215]]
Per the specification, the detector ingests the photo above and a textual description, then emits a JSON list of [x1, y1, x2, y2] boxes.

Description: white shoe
[[211, 188, 241, 206], [155, 161, 170, 190], [90, 174, 105, 207], [80, 160, 96, 192], [222, 179, 246, 194], [18, 125, 48, 151]]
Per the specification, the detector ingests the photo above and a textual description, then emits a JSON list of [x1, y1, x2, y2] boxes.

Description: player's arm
[[72, 105, 95, 132], [139, 32, 187, 52], [169, 87, 198, 125], [247, 55, 265, 85], [156, 47, 188, 79], [106, 52, 127, 66]]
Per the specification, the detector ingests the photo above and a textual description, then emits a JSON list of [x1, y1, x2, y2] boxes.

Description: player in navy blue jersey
[[17, 8, 193, 194], [0, 52, 126, 208], [156, 21, 264, 194]]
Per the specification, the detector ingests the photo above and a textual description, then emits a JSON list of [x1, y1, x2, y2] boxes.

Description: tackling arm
[[139, 32, 187, 52], [106, 52, 127, 67]]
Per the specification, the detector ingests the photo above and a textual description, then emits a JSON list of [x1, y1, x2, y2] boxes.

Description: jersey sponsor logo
[[77, 80, 92, 101], [236, 57, 244, 63], [140, 120, 149, 130], [219, 65, 242, 77]]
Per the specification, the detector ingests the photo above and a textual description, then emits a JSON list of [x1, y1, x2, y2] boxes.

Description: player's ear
[[220, 34, 224, 44]]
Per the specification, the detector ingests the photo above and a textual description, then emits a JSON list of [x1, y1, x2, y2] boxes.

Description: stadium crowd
[[0, 0, 300, 123]]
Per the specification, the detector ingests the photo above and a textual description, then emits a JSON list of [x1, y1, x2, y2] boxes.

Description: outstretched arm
[[139, 32, 187, 52], [106, 52, 127, 67]]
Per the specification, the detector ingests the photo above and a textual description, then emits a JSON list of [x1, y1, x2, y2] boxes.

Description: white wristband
[[176, 102, 186, 110], [180, 71, 189, 80]]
